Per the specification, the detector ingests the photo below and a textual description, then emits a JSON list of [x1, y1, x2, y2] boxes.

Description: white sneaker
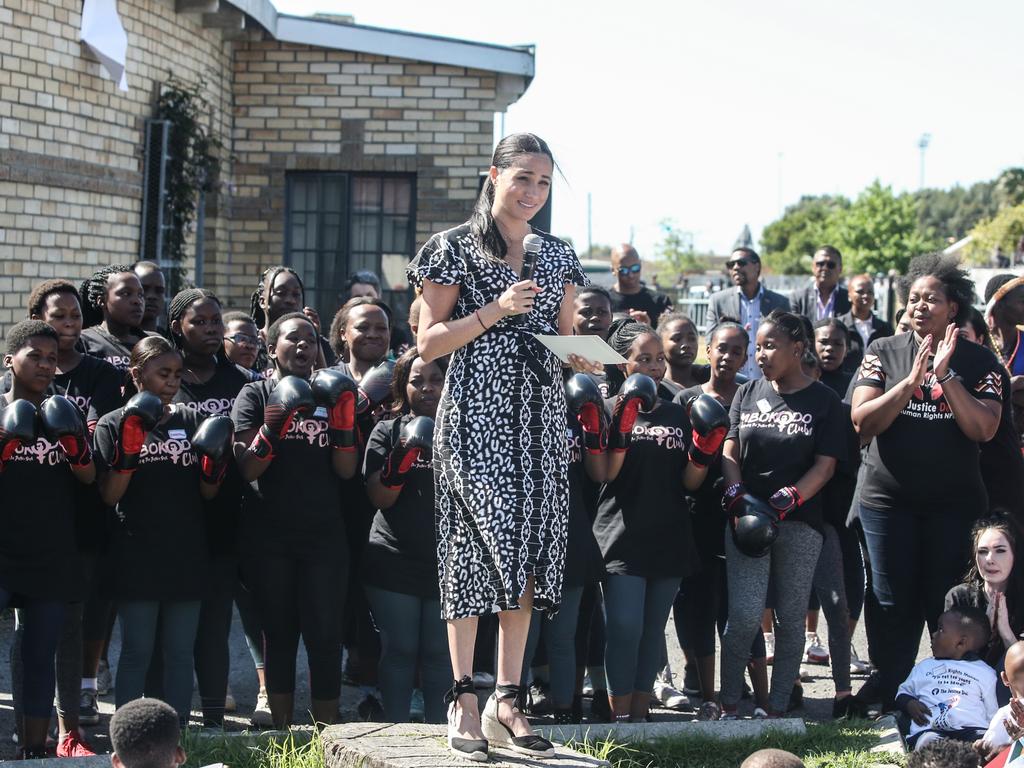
[[804, 632, 829, 664], [849, 643, 872, 675], [763, 631, 775, 664], [251, 689, 273, 728], [653, 678, 690, 711]]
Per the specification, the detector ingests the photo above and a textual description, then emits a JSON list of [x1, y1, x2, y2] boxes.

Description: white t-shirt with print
[[897, 657, 999, 737]]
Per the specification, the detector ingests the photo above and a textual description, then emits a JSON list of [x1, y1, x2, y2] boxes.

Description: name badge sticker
[[168, 429, 188, 440], [756, 398, 772, 414], [313, 406, 328, 419]]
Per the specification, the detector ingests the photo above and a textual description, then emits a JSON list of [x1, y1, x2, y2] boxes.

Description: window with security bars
[[284, 173, 416, 323]]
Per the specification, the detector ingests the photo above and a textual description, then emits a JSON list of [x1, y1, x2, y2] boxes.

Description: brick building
[[0, 0, 534, 331]]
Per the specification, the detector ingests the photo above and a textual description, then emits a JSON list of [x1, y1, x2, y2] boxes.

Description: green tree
[[654, 219, 705, 274], [829, 181, 937, 274], [912, 181, 1000, 245], [965, 203, 1024, 266], [997, 168, 1024, 208], [761, 195, 850, 275]]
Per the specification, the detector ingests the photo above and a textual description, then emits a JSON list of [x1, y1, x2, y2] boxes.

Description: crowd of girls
[[4, 245, 1024, 759]]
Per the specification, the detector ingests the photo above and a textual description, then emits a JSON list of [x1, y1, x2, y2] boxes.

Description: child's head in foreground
[[930, 607, 991, 660], [905, 738, 980, 768], [740, 749, 805, 768], [110, 698, 184, 768], [1003, 639, 1024, 698]]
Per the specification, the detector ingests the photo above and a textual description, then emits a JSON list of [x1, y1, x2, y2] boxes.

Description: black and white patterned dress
[[407, 223, 588, 619]]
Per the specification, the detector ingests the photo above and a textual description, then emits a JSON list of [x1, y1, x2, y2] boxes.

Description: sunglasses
[[617, 264, 642, 276], [224, 333, 259, 346], [814, 260, 838, 270], [726, 259, 753, 269]]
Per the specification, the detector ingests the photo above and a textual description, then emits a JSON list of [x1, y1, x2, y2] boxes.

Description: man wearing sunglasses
[[609, 243, 673, 327], [792, 246, 851, 321], [706, 247, 791, 380]]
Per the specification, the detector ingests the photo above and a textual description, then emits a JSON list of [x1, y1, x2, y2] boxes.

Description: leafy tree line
[[760, 168, 1024, 275]]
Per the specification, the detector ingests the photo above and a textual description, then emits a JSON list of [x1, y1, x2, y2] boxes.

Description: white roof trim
[[224, 0, 534, 77]]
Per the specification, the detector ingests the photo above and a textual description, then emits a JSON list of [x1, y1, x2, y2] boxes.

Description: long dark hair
[[963, 516, 1024, 632], [471, 133, 554, 261]]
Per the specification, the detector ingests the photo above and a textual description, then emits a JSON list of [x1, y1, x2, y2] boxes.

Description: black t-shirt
[[361, 415, 438, 597], [94, 405, 208, 600], [979, 366, 1024, 517], [659, 366, 711, 401], [564, 415, 607, 588], [727, 377, 846, 531], [175, 359, 253, 557], [1, 354, 123, 427], [594, 399, 698, 578], [677, 385, 729, 559], [855, 333, 1004, 512], [609, 288, 673, 328], [80, 326, 148, 373], [231, 378, 346, 550], [0, 397, 84, 600]]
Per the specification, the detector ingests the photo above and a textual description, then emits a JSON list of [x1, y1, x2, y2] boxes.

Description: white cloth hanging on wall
[[80, 0, 129, 91]]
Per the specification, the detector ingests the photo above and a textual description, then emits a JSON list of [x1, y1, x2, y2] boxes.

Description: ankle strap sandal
[[444, 676, 488, 762], [482, 683, 555, 758]]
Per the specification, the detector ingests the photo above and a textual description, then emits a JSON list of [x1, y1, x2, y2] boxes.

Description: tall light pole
[[918, 133, 931, 189]]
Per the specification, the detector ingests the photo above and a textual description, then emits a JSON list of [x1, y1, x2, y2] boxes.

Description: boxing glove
[[40, 395, 92, 469], [721, 482, 747, 514], [357, 363, 394, 415], [730, 494, 779, 558], [193, 415, 234, 485], [248, 376, 316, 461], [566, 374, 607, 454], [0, 399, 39, 471], [608, 373, 658, 452], [111, 392, 163, 473], [687, 393, 730, 469], [379, 416, 434, 489], [769, 486, 803, 518], [310, 368, 359, 452]]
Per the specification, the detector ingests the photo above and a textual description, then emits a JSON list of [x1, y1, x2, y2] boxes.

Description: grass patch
[[181, 729, 322, 768], [566, 720, 902, 768]]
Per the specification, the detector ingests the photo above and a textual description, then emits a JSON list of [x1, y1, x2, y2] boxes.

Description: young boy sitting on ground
[[976, 640, 1024, 762], [897, 607, 999, 751], [110, 698, 185, 768]]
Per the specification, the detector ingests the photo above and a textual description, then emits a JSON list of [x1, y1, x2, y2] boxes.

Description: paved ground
[[0, 604, 931, 759]]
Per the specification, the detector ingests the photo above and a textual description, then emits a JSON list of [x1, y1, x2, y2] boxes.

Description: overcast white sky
[[273, 0, 1024, 257]]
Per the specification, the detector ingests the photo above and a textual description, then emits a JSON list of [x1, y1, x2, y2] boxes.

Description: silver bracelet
[[936, 368, 956, 384]]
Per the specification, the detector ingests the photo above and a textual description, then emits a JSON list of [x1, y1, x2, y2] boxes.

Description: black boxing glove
[[769, 486, 803, 518], [608, 373, 658, 453], [730, 494, 779, 558], [357, 364, 394, 415], [248, 376, 316, 461], [380, 416, 434, 489], [566, 374, 607, 454], [40, 395, 92, 469], [686, 393, 729, 469], [112, 392, 163, 473], [721, 482, 747, 515], [310, 368, 359, 452], [193, 416, 234, 485], [0, 399, 39, 471]]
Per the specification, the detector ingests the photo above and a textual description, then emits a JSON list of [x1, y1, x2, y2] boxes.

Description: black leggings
[[194, 556, 237, 725], [244, 544, 347, 700], [2, 588, 66, 719], [576, 582, 606, 670]]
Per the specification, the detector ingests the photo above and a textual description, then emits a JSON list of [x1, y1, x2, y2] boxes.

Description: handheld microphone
[[514, 234, 544, 325]]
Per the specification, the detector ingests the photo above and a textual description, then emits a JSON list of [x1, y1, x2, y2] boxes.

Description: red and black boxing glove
[[40, 395, 92, 469], [380, 415, 434, 489], [608, 373, 658, 453], [248, 376, 316, 461], [111, 392, 163, 473], [686, 393, 729, 469], [310, 368, 359, 452], [0, 399, 39, 471], [566, 374, 607, 454], [192, 415, 234, 485], [768, 486, 803, 519]]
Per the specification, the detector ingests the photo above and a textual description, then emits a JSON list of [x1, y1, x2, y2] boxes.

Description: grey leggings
[[602, 575, 679, 697], [812, 522, 851, 693], [721, 520, 822, 714], [522, 585, 584, 709]]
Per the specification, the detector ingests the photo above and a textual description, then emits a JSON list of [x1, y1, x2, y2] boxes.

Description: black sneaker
[[356, 693, 384, 721], [526, 680, 550, 715], [79, 689, 100, 726], [682, 663, 700, 697], [832, 695, 867, 720], [590, 689, 612, 722], [787, 684, 803, 712]]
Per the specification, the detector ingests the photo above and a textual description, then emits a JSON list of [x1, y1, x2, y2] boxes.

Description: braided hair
[[605, 318, 658, 395], [250, 266, 304, 330], [80, 264, 134, 329], [166, 288, 220, 352]]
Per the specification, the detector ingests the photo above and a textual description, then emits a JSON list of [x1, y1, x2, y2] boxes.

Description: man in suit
[[792, 246, 852, 321], [838, 273, 894, 372], [706, 247, 790, 380]]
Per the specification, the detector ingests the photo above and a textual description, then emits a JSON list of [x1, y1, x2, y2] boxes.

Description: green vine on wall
[[155, 76, 223, 291]]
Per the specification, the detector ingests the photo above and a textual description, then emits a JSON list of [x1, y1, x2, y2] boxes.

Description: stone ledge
[[869, 714, 906, 766], [536, 719, 806, 744]]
